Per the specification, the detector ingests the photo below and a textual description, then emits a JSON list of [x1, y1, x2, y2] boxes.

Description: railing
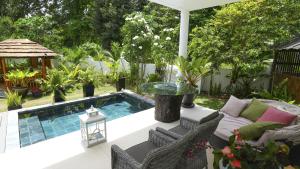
[[273, 50, 300, 77]]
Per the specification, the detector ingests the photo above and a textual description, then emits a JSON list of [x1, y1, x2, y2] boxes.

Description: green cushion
[[240, 99, 269, 121], [239, 122, 283, 140]]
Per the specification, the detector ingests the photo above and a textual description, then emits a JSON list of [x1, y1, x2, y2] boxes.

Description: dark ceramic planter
[[182, 93, 195, 108], [54, 89, 65, 103], [116, 77, 126, 91], [154, 94, 183, 123], [8, 105, 22, 111], [12, 87, 28, 97], [83, 83, 95, 97], [32, 92, 42, 98]]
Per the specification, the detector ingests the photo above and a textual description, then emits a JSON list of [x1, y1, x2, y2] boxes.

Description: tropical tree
[[189, 0, 300, 96]]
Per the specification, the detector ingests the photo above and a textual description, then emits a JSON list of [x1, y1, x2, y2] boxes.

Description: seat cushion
[[220, 95, 247, 117], [257, 107, 297, 125], [214, 114, 252, 141], [169, 126, 190, 136], [240, 99, 269, 121], [125, 141, 158, 163]]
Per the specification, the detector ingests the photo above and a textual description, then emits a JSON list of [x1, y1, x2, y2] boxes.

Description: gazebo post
[[42, 57, 46, 79], [0, 58, 8, 88], [0, 58, 6, 74]]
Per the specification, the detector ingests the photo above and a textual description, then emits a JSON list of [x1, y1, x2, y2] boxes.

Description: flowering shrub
[[213, 130, 294, 169], [122, 12, 153, 84], [152, 27, 178, 69]]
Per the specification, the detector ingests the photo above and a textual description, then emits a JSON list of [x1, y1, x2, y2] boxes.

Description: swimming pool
[[18, 92, 154, 147]]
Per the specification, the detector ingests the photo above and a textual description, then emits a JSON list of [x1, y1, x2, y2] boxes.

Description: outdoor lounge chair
[[156, 112, 223, 169], [111, 114, 224, 169]]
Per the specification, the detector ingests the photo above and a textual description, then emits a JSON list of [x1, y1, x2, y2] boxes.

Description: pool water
[[18, 94, 153, 147]]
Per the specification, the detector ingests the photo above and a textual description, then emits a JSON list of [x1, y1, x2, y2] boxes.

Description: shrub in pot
[[78, 67, 102, 97], [176, 56, 211, 108], [103, 42, 127, 91], [40, 66, 78, 103], [31, 86, 42, 98], [6, 90, 22, 111], [6, 69, 38, 97]]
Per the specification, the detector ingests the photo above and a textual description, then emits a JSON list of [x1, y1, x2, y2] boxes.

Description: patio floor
[[0, 106, 215, 169]]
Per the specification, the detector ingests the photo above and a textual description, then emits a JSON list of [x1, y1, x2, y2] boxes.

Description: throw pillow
[[220, 95, 247, 117], [239, 122, 283, 140], [240, 99, 269, 121], [257, 107, 297, 125]]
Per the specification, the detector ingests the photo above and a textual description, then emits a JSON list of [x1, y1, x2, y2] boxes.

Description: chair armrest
[[148, 129, 175, 147], [156, 127, 183, 140], [111, 145, 141, 169], [180, 117, 198, 130]]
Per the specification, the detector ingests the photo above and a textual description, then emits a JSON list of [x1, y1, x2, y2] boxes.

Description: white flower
[[154, 35, 160, 40], [169, 28, 174, 31], [138, 46, 143, 50], [132, 44, 136, 47], [143, 33, 147, 37], [133, 36, 139, 40], [154, 43, 158, 46], [166, 37, 171, 41]]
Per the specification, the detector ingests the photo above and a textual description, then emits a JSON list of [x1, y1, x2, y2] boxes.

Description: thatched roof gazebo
[[0, 39, 58, 88]]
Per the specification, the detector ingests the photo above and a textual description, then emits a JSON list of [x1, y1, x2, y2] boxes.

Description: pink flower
[[230, 160, 241, 168], [227, 153, 235, 159], [235, 145, 242, 150], [222, 146, 231, 155]]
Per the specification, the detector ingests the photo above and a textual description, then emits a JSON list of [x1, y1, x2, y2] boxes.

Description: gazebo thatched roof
[[0, 39, 57, 58]]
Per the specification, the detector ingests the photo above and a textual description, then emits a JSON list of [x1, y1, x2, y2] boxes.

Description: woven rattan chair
[[111, 113, 223, 169], [156, 112, 223, 169], [111, 129, 194, 169]]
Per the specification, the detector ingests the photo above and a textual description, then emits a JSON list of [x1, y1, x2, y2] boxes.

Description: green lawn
[[0, 86, 226, 113], [194, 95, 226, 110], [0, 84, 116, 113]]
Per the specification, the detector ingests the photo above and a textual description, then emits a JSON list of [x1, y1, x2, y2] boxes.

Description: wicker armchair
[[111, 129, 195, 169], [156, 112, 223, 169]]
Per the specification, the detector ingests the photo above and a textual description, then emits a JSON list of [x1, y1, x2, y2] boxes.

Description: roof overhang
[[149, 0, 240, 11]]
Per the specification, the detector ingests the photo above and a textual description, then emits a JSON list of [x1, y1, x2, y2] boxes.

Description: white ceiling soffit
[[149, 0, 241, 11]]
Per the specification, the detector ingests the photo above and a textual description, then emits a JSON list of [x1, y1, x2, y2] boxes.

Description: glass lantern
[[79, 106, 107, 148]]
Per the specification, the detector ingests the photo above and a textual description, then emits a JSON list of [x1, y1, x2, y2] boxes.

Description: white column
[[178, 10, 190, 58]]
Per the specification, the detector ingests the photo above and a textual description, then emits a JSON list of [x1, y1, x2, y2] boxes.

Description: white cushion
[[220, 95, 248, 117], [214, 113, 252, 141]]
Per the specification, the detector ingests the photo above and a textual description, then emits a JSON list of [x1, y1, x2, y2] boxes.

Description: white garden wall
[[80, 57, 272, 93]]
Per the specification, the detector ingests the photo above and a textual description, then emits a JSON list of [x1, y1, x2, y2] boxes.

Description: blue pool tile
[[19, 95, 153, 147]]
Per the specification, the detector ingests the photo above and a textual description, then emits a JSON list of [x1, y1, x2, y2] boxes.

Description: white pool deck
[[0, 105, 216, 169]]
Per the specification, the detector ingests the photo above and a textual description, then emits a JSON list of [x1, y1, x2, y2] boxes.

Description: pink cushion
[[257, 107, 297, 125]]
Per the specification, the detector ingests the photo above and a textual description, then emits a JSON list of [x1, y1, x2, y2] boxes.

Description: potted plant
[[6, 69, 38, 97], [116, 70, 128, 91], [31, 86, 42, 98], [40, 67, 77, 103], [78, 67, 101, 97], [176, 56, 211, 108], [6, 90, 22, 110], [104, 42, 127, 91]]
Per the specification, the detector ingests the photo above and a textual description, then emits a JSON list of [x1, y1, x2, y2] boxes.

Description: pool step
[[19, 116, 46, 147]]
